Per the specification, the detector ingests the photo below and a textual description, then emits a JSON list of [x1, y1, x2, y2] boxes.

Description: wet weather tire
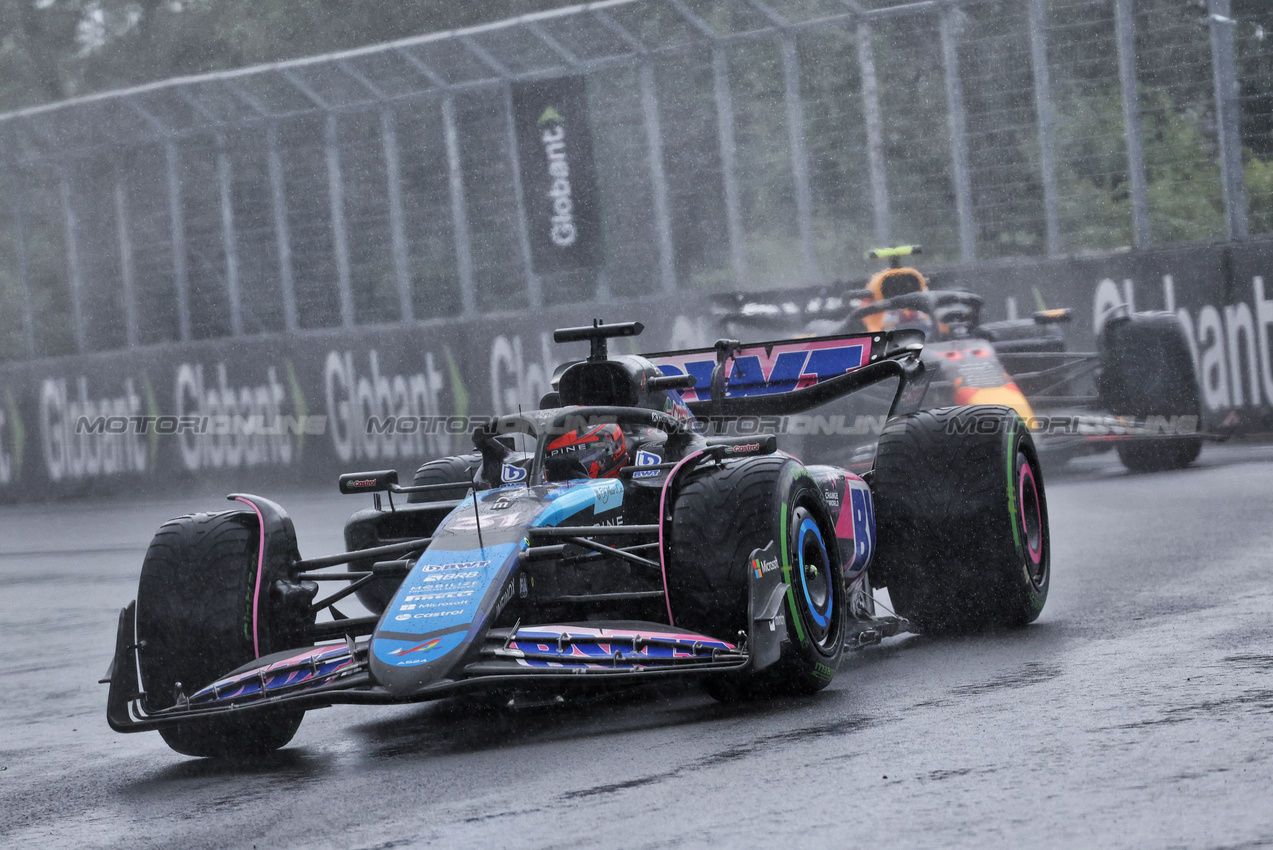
[[406, 456, 474, 504], [136, 511, 308, 758], [1099, 312, 1203, 472], [871, 405, 1049, 634], [668, 456, 844, 699]]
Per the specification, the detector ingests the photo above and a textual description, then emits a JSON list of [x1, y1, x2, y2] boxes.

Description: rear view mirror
[[338, 469, 399, 495]]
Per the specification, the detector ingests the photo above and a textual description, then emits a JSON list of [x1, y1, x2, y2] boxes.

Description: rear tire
[[1099, 312, 1203, 472], [871, 406, 1049, 634], [405, 456, 475, 504], [668, 456, 844, 699], [136, 511, 310, 758]]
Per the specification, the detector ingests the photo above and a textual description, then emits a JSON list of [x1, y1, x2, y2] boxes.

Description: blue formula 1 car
[[105, 320, 1050, 758]]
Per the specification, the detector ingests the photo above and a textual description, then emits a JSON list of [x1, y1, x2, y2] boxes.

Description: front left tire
[[136, 510, 311, 757]]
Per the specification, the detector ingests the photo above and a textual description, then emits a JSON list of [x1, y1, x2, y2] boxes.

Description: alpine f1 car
[[105, 320, 1050, 758], [716, 245, 1206, 473]]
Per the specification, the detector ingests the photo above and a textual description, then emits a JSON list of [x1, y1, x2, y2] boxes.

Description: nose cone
[[368, 542, 518, 696]]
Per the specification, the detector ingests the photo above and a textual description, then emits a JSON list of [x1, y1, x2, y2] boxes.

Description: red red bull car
[[105, 320, 1050, 758], [717, 246, 1206, 473]]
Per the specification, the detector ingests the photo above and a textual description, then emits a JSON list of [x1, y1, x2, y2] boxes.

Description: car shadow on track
[[343, 681, 839, 762], [128, 747, 341, 787], [122, 620, 1069, 782]]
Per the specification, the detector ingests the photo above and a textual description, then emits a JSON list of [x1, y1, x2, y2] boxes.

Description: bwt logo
[[652, 340, 868, 402], [539, 107, 577, 248]]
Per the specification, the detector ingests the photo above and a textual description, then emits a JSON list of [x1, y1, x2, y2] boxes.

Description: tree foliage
[[0, 0, 580, 113]]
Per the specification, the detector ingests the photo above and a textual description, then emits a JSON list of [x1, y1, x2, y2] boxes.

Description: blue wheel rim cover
[[798, 516, 831, 627]]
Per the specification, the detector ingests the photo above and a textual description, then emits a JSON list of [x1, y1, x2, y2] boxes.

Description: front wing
[[106, 605, 753, 733]]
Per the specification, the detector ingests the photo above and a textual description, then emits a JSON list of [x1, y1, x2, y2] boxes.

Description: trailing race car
[[105, 320, 1050, 758], [716, 245, 1205, 473]]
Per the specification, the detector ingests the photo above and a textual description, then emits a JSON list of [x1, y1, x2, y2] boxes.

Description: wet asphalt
[[2, 444, 1273, 849]]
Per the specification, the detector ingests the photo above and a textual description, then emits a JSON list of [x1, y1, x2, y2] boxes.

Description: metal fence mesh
[[0, 0, 1269, 361]]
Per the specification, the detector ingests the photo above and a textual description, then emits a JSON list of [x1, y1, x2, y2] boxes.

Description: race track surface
[[3, 445, 1273, 849]]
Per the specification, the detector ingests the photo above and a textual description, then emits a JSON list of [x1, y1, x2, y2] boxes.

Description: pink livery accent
[[234, 496, 267, 659], [835, 475, 858, 540], [831, 472, 875, 575], [190, 644, 355, 703], [658, 450, 706, 627], [1020, 461, 1043, 564], [511, 624, 735, 649]]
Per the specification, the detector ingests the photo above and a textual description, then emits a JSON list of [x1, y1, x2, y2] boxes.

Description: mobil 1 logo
[[511, 75, 604, 274]]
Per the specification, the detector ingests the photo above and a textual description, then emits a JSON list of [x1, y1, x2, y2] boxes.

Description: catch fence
[[0, 0, 1268, 361]]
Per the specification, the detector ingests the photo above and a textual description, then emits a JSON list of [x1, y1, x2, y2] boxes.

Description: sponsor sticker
[[418, 560, 489, 573], [752, 555, 780, 579], [749, 540, 781, 579], [593, 479, 623, 511], [636, 450, 661, 466]]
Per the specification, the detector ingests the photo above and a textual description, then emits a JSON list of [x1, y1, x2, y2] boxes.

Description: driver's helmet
[[863, 267, 934, 335], [544, 423, 630, 481]]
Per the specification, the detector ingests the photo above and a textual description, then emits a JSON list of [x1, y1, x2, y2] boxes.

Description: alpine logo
[[387, 638, 441, 657], [634, 450, 662, 479], [502, 463, 528, 483]]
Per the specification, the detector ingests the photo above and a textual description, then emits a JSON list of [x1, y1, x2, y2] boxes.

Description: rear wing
[[646, 330, 926, 418], [647, 333, 883, 403]]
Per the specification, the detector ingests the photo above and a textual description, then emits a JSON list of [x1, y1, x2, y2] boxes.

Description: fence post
[[380, 106, 415, 320], [57, 169, 86, 353], [1028, 0, 1062, 256], [215, 133, 243, 337], [164, 141, 191, 342], [1209, 0, 1249, 242], [266, 123, 299, 333], [5, 153, 37, 356], [713, 47, 749, 289], [325, 114, 355, 326], [939, 4, 976, 263], [781, 36, 821, 282], [501, 82, 542, 309], [639, 63, 677, 294], [442, 96, 477, 317], [113, 167, 139, 348], [1114, 0, 1151, 247], [857, 21, 891, 248]]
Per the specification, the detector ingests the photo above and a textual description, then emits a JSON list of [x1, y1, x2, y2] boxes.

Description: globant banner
[[0, 301, 715, 502], [2, 241, 1273, 503], [512, 75, 604, 273]]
